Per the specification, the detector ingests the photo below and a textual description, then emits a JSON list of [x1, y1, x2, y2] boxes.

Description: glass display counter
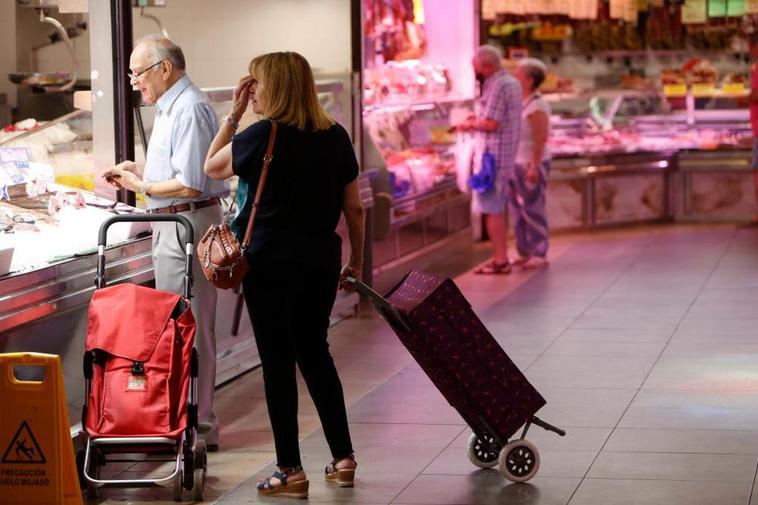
[[363, 97, 474, 276], [544, 88, 755, 229]]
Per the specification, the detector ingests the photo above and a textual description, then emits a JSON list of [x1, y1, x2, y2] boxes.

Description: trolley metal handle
[[344, 276, 411, 332], [96, 214, 194, 299]]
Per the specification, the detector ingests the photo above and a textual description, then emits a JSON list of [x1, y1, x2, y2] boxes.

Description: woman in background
[[510, 58, 552, 267], [204, 51, 364, 499]]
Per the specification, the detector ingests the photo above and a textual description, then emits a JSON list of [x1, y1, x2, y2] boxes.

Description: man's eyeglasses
[[128, 59, 166, 83]]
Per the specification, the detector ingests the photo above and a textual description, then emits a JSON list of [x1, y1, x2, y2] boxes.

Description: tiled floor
[[87, 224, 758, 505]]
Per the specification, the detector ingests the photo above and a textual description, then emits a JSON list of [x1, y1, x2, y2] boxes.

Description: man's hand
[[230, 75, 255, 123], [526, 162, 539, 185], [116, 160, 139, 175], [452, 118, 477, 132], [102, 166, 141, 193]]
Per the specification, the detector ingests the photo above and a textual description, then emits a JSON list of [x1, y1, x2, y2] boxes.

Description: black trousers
[[243, 261, 354, 468]]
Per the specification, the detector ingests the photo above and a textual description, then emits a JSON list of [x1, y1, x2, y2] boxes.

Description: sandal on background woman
[[256, 466, 309, 499], [473, 260, 512, 275], [325, 455, 357, 487], [511, 255, 530, 266]]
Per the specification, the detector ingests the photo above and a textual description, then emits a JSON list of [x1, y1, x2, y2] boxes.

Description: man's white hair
[[475, 45, 503, 67], [135, 34, 186, 71]]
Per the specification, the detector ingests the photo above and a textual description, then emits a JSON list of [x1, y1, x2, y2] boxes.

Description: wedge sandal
[[473, 260, 512, 275], [325, 455, 356, 487], [256, 466, 309, 499]]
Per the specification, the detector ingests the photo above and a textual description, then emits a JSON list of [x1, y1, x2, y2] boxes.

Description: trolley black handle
[[96, 214, 194, 299], [344, 276, 411, 332]]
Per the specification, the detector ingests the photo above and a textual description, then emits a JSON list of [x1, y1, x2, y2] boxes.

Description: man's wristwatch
[[140, 180, 151, 197]]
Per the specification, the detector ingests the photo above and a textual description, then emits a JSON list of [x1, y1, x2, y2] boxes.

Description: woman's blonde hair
[[248, 51, 334, 131]]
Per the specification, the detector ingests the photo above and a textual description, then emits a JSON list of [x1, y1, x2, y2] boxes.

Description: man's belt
[[147, 197, 221, 214]]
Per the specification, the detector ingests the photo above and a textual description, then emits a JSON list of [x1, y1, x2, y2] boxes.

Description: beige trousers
[[151, 203, 222, 445]]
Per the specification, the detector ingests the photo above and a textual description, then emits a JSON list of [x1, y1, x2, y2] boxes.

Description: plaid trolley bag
[[350, 270, 565, 482], [78, 214, 207, 502]]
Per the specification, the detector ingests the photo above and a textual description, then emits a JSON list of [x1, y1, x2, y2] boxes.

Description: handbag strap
[[241, 120, 278, 249]]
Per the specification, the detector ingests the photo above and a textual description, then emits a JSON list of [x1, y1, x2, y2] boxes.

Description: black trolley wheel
[[192, 439, 207, 501], [466, 432, 500, 469], [498, 439, 540, 483], [172, 468, 183, 502]]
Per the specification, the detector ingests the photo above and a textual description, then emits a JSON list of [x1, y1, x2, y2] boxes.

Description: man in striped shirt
[[458, 45, 522, 274]]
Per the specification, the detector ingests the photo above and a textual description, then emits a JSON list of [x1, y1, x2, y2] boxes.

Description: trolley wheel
[[192, 439, 207, 500], [77, 448, 101, 497], [183, 440, 195, 490], [466, 432, 500, 469], [193, 467, 206, 501], [75, 449, 87, 489], [195, 439, 208, 471], [173, 469, 183, 502], [498, 439, 540, 483]]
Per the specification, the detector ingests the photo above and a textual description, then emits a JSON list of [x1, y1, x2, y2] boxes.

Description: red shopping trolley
[[78, 214, 207, 501]]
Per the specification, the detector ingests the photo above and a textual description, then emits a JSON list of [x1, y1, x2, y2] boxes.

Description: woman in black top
[[204, 51, 365, 499]]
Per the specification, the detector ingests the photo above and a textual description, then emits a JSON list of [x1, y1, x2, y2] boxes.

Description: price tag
[[482, 0, 497, 19], [692, 83, 715, 97], [624, 0, 639, 21], [569, 0, 598, 18], [682, 0, 707, 23], [554, 0, 570, 14], [0, 147, 30, 166], [723, 83, 747, 95], [503, 0, 525, 14], [609, 0, 637, 21], [610, 0, 624, 18], [727, 0, 746, 15], [663, 84, 688, 97], [541, 0, 561, 12], [0, 148, 30, 193], [708, 0, 727, 16]]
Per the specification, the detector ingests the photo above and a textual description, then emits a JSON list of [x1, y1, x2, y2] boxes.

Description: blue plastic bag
[[468, 151, 496, 193]]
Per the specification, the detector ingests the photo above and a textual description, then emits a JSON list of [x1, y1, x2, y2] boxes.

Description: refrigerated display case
[[364, 96, 474, 276], [544, 87, 755, 229], [0, 106, 152, 427]]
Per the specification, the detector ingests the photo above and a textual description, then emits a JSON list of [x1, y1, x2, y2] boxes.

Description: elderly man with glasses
[[105, 34, 226, 451]]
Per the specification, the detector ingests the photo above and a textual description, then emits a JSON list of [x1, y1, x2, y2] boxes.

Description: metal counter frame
[[0, 237, 153, 334], [548, 148, 755, 230]]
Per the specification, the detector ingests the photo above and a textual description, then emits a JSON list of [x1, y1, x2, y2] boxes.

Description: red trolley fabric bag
[[84, 283, 195, 438]]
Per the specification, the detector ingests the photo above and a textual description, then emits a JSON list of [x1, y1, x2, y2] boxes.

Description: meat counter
[[0, 187, 153, 428], [363, 97, 474, 283], [545, 105, 756, 229]]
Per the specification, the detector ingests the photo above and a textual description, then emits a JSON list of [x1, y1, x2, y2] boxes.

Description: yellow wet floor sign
[[0, 353, 83, 505]]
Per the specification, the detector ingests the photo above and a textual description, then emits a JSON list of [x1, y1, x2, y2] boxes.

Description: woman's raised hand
[[230, 75, 255, 122]]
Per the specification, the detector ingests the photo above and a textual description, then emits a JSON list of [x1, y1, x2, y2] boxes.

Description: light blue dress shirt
[[144, 75, 227, 209]]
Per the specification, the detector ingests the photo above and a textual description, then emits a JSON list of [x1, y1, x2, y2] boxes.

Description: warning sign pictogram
[[2, 420, 46, 464]]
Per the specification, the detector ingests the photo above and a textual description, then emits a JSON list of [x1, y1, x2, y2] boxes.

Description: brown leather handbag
[[197, 121, 278, 290]]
